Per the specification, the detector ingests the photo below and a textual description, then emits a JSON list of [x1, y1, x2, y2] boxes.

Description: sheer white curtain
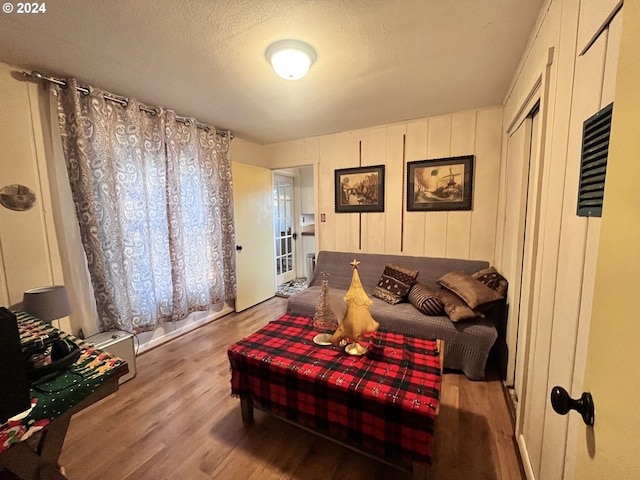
[[53, 79, 236, 333], [33, 85, 100, 337]]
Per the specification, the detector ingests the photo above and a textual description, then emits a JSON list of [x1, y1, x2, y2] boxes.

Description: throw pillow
[[408, 283, 444, 316], [472, 266, 508, 297], [437, 289, 482, 322], [372, 263, 419, 305], [438, 271, 504, 310]]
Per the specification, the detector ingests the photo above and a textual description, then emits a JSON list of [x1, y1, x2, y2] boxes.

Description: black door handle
[[550, 386, 595, 426], [292, 232, 298, 240], [236, 245, 243, 251]]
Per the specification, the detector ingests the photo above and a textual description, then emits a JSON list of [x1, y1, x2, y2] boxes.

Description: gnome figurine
[[328, 259, 379, 355]]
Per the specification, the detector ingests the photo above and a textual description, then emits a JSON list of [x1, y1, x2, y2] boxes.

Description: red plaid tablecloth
[[228, 313, 441, 466]]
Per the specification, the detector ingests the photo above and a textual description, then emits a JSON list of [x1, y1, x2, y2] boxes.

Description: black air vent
[[577, 103, 613, 217]]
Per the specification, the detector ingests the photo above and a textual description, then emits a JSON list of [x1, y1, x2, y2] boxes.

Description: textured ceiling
[[0, 0, 543, 144]]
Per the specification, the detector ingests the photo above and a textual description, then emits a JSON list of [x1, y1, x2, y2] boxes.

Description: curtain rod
[[22, 71, 233, 139]]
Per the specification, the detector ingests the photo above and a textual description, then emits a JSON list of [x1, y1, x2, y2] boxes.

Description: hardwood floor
[[58, 297, 525, 479]]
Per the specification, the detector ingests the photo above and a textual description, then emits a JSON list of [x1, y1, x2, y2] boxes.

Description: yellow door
[[574, 3, 640, 477], [232, 162, 275, 312]]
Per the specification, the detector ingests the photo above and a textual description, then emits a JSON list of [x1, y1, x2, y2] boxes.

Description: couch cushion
[[310, 250, 490, 292], [372, 263, 419, 304], [438, 271, 503, 309], [472, 266, 508, 297], [408, 283, 444, 316]]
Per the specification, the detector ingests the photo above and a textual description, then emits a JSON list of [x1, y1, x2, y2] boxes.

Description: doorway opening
[[273, 173, 295, 286], [272, 166, 316, 297]]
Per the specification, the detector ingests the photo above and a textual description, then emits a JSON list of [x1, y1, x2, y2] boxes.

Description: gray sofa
[[286, 250, 504, 380]]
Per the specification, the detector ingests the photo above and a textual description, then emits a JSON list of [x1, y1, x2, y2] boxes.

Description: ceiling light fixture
[[265, 39, 317, 80]]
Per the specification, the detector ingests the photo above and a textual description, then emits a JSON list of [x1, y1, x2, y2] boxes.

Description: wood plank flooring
[[58, 297, 525, 479]]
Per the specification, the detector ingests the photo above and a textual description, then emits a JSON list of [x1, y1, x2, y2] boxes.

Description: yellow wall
[[576, 0, 640, 477], [264, 106, 503, 262]]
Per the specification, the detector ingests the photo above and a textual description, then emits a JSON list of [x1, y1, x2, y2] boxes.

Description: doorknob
[[236, 245, 243, 251], [550, 386, 595, 426], [292, 232, 298, 240]]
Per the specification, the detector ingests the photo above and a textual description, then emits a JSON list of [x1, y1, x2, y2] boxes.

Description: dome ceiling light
[[265, 39, 317, 80]]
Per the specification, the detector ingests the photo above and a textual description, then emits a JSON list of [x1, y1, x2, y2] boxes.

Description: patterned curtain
[[55, 79, 236, 333]]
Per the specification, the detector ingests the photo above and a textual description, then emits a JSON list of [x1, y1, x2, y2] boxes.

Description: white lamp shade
[[22, 285, 71, 323], [266, 39, 317, 80]]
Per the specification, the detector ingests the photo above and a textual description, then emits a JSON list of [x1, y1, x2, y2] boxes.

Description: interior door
[[232, 162, 275, 312], [273, 174, 296, 286]]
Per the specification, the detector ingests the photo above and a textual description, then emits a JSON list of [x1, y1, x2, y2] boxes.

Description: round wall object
[[0, 184, 36, 211]]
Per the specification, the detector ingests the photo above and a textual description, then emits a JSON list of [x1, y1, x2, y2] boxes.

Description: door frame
[[498, 50, 558, 479], [505, 86, 545, 479], [501, 68, 546, 390]]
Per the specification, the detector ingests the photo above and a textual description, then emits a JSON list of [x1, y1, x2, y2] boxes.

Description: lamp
[[22, 285, 71, 325], [265, 39, 317, 80]]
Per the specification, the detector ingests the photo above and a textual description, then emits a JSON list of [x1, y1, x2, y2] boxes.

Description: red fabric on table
[[228, 313, 441, 466]]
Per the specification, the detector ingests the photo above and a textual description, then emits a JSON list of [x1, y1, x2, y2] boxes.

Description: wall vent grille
[[577, 103, 613, 217]]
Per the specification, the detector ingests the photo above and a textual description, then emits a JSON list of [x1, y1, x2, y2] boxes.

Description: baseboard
[[517, 433, 536, 480], [501, 381, 517, 430], [499, 363, 526, 478], [136, 304, 234, 355]]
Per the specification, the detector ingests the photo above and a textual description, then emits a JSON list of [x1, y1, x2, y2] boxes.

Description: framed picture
[[334, 165, 385, 213], [406, 155, 474, 211]]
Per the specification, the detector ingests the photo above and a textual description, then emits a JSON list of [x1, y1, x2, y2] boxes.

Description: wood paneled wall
[[265, 106, 503, 263], [231, 137, 268, 168], [498, 0, 625, 477], [0, 63, 64, 309]]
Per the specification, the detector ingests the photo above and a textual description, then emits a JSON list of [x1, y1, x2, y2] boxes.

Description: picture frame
[[334, 165, 385, 213], [406, 155, 474, 211]]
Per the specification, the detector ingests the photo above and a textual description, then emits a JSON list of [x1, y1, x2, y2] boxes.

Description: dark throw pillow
[[372, 263, 419, 305], [408, 283, 444, 316], [472, 266, 508, 298]]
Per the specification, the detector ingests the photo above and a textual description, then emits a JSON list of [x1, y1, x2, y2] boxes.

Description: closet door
[[502, 114, 533, 388]]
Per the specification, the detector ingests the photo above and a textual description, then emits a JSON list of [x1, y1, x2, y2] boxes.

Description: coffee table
[[228, 313, 442, 479]]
